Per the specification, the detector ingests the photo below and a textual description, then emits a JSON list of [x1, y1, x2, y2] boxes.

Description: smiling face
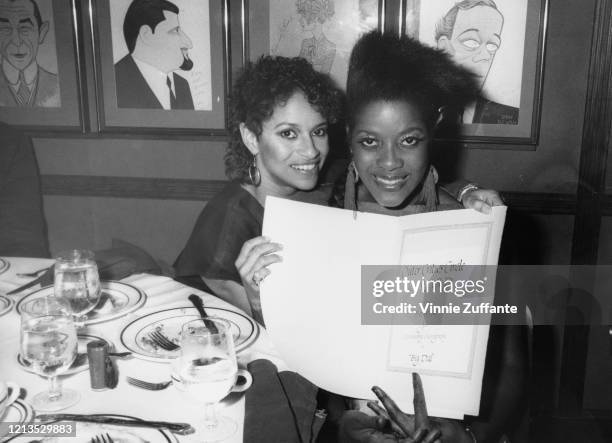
[[438, 5, 503, 89], [350, 99, 430, 208], [144, 10, 193, 73], [250, 91, 329, 196], [0, 0, 48, 71]]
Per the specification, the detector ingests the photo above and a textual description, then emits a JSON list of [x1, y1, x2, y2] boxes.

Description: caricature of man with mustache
[[114, 0, 194, 110]]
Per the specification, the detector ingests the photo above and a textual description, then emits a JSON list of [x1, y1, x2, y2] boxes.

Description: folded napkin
[[244, 359, 324, 443], [36, 239, 163, 287]]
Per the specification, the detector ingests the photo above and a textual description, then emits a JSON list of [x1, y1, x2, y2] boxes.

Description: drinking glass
[[177, 318, 242, 441], [54, 249, 101, 327], [20, 311, 80, 411]]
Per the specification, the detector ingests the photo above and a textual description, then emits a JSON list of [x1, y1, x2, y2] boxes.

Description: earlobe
[[239, 123, 259, 155], [38, 22, 49, 43]]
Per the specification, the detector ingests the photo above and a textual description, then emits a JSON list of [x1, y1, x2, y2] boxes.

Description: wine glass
[[53, 249, 101, 327], [20, 309, 80, 411], [177, 318, 242, 441]]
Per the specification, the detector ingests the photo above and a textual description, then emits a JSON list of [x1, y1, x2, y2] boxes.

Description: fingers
[[371, 386, 413, 437], [235, 236, 281, 269], [475, 198, 492, 214], [338, 410, 391, 443], [235, 237, 283, 288], [368, 401, 408, 437], [421, 429, 441, 443], [412, 373, 429, 431]]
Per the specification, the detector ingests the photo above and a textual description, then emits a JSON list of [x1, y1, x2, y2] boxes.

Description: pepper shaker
[[87, 340, 108, 390]]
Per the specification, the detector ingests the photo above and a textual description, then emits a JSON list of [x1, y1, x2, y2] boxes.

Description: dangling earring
[[248, 153, 261, 186], [349, 160, 359, 183]]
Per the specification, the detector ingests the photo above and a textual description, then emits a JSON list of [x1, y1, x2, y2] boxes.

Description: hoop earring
[[248, 154, 261, 186], [349, 160, 359, 183]]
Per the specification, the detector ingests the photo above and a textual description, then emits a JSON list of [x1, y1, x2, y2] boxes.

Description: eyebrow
[[355, 126, 425, 133], [0, 18, 9, 23], [19, 18, 34, 26], [458, 29, 501, 41], [272, 121, 327, 130]]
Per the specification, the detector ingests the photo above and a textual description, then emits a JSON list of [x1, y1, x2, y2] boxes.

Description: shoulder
[[194, 181, 262, 229], [114, 56, 137, 78], [37, 66, 57, 82], [0, 123, 26, 157]]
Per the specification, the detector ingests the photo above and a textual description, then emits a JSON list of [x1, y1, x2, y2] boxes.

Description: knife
[[188, 294, 219, 334], [6, 275, 45, 295], [37, 414, 194, 435]]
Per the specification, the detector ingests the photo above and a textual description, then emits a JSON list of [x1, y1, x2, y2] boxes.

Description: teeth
[[291, 164, 316, 171], [375, 177, 405, 186]]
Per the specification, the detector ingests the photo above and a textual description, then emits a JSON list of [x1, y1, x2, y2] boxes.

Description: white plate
[[17, 333, 111, 376], [0, 295, 13, 317], [16, 281, 147, 325], [0, 399, 35, 441], [120, 306, 260, 362], [0, 257, 9, 276]]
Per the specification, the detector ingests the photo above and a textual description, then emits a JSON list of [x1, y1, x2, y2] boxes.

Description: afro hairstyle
[[346, 30, 480, 129]]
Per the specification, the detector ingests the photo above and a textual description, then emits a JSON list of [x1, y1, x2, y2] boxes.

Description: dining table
[[0, 256, 290, 443]]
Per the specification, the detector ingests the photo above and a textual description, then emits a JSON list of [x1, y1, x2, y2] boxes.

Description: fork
[[91, 433, 114, 443], [148, 330, 180, 351], [126, 376, 173, 391]]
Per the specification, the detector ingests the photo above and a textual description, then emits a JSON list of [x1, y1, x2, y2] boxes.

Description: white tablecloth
[[0, 257, 287, 442]]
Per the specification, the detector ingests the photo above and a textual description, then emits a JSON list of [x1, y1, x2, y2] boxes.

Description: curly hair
[[296, 0, 335, 24], [225, 56, 342, 183], [346, 31, 479, 130]]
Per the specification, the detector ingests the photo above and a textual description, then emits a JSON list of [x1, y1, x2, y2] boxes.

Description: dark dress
[[174, 181, 263, 284]]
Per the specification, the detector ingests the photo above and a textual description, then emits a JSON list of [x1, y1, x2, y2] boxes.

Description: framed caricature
[[405, 0, 548, 145], [0, 0, 84, 131], [247, 0, 384, 89], [91, 0, 228, 134]]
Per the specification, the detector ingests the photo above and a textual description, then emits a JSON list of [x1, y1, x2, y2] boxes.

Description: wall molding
[[42, 174, 578, 214], [41, 175, 227, 201]]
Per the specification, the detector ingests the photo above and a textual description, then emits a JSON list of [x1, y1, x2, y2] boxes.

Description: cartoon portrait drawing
[[269, 0, 378, 87], [435, 0, 519, 125], [296, 0, 336, 74], [114, 0, 195, 110], [0, 0, 60, 108]]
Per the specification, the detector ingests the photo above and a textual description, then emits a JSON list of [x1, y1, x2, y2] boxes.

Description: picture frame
[[245, 0, 385, 90], [0, 0, 85, 131], [90, 0, 229, 135], [404, 0, 548, 146]]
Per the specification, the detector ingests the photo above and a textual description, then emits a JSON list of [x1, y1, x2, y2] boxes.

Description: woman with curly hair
[[174, 56, 342, 321]]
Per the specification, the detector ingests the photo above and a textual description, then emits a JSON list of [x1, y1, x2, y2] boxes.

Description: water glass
[[177, 318, 249, 441], [20, 311, 80, 411], [54, 249, 101, 327]]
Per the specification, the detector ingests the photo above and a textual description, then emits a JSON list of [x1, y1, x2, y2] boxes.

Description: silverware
[[6, 276, 44, 295], [148, 330, 179, 351], [188, 294, 219, 334], [16, 267, 51, 278], [37, 414, 194, 435], [92, 433, 114, 443], [7, 259, 130, 295], [126, 376, 173, 391]]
